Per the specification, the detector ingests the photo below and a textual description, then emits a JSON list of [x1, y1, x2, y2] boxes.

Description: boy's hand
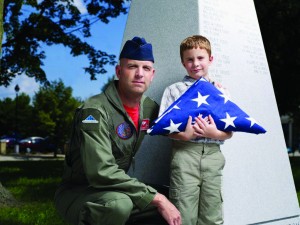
[[193, 115, 220, 139], [213, 81, 223, 89], [168, 116, 197, 141], [194, 115, 233, 140], [183, 116, 198, 140]]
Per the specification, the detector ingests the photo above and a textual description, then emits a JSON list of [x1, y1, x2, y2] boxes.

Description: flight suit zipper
[[130, 127, 139, 172]]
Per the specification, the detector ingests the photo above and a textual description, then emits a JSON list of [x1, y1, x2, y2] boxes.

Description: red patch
[[140, 119, 150, 131]]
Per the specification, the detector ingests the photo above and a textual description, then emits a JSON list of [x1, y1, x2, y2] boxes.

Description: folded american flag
[[147, 78, 266, 135]]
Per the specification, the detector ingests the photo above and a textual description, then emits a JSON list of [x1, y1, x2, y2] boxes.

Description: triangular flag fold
[[147, 78, 266, 135]]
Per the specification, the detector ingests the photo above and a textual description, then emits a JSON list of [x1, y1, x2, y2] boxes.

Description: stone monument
[[124, 0, 300, 224]]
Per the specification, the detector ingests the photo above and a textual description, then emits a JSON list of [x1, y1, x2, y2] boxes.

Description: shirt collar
[[182, 75, 197, 86]]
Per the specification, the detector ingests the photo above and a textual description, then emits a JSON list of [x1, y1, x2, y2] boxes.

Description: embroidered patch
[[82, 115, 99, 123], [140, 119, 150, 131], [116, 122, 133, 139]]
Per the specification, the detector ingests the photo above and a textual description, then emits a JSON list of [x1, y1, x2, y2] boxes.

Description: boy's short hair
[[180, 35, 211, 62]]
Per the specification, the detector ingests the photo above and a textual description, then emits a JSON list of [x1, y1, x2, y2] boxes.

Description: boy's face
[[182, 47, 213, 80]]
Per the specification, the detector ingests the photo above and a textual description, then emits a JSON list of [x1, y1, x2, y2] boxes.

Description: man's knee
[[79, 193, 134, 225], [106, 196, 134, 219]]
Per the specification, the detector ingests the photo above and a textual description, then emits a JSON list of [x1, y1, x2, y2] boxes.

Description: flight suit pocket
[[169, 187, 181, 205]]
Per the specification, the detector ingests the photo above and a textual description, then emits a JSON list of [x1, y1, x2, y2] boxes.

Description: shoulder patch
[[82, 115, 99, 123]]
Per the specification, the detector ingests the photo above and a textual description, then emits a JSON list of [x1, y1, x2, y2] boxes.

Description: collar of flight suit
[[104, 80, 146, 116]]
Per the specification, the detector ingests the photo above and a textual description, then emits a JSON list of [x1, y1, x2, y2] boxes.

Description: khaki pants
[[169, 141, 225, 225], [54, 185, 167, 225]]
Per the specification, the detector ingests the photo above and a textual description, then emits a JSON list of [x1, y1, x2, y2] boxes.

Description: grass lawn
[[0, 160, 67, 225], [1, 157, 300, 225]]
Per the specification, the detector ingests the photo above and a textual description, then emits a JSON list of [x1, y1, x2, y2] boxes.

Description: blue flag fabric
[[147, 78, 266, 135]]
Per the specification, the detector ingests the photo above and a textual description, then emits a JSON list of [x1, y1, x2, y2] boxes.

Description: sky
[[0, 1, 129, 101]]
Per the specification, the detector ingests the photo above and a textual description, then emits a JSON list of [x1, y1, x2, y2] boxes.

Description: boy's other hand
[[193, 115, 220, 139]]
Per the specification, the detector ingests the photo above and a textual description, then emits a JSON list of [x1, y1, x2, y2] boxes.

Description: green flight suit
[[54, 81, 165, 225]]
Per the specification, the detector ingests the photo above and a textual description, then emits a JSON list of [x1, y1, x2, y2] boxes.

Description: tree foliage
[[32, 80, 82, 149], [0, 80, 82, 150], [1, 0, 129, 86], [0, 93, 33, 137]]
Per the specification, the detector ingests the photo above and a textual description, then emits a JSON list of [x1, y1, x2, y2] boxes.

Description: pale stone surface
[[124, 0, 300, 224]]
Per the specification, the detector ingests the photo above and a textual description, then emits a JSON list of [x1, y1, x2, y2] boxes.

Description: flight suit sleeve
[[79, 107, 157, 210]]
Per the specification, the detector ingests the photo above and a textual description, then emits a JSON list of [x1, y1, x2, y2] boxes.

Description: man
[[54, 37, 181, 225]]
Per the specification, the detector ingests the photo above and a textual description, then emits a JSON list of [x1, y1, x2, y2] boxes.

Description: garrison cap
[[119, 36, 154, 62]]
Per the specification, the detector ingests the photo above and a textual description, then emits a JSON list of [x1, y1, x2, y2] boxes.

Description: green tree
[[0, 97, 15, 136], [14, 93, 34, 137], [0, 93, 33, 138], [32, 80, 81, 151], [1, 0, 129, 86]]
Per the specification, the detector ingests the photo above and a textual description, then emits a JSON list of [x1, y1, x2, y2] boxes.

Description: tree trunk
[[0, 182, 19, 207]]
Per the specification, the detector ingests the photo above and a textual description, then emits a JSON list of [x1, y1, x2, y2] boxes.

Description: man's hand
[[151, 193, 181, 225]]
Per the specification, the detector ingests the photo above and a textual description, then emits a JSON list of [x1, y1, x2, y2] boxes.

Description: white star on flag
[[164, 120, 182, 133], [220, 113, 237, 129], [192, 92, 209, 107], [147, 77, 266, 135], [219, 93, 230, 103], [246, 117, 258, 127]]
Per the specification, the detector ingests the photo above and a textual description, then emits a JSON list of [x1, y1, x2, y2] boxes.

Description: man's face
[[116, 58, 155, 96], [182, 48, 213, 80]]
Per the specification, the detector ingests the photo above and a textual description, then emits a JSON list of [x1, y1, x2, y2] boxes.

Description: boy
[[159, 35, 233, 225]]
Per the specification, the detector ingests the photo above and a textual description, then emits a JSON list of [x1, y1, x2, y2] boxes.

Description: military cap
[[119, 36, 154, 62]]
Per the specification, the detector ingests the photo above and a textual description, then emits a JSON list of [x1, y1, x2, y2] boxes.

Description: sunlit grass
[[7, 177, 61, 201], [0, 202, 66, 225], [0, 160, 67, 225]]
